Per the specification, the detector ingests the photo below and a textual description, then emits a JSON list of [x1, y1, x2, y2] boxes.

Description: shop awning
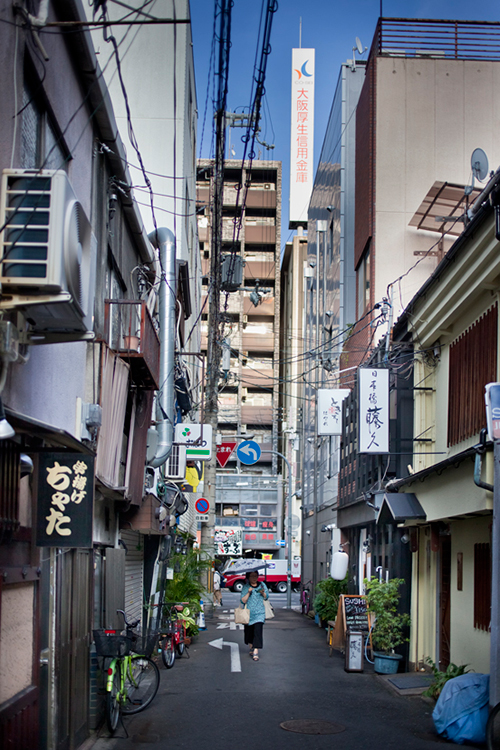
[[409, 181, 482, 236], [5, 407, 94, 455], [375, 493, 426, 525]]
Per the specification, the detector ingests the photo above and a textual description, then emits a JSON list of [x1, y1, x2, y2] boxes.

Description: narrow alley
[[90, 600, 454, 750]]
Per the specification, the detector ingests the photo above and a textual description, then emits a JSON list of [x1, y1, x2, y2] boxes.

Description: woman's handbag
[[234, 604, 250, 625], [264, 598, 275, 619]]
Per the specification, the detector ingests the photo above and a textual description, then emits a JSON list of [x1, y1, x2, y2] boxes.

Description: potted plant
[[163, 543, 213, 637], [364, 577, 410, 674], [313, 575, 348, 627]]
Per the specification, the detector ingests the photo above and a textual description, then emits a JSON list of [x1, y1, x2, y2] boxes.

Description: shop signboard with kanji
[[214, 527, 242, 556], [317, 389, 349, 435], [358, 369, 389, 454], [37, 453, 94, 547]]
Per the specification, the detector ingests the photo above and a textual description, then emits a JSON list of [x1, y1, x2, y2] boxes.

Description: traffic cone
[[197, 599, 206, 630]]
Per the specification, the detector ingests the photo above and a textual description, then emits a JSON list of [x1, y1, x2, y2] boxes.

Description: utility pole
[[200, 0, 232, 566]]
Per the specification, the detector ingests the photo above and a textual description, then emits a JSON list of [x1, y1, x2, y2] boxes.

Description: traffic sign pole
[[261, 449, 293, 609]]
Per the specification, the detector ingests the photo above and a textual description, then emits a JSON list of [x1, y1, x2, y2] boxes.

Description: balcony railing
[[373, 18, 500, 61], [104, 299, 160, 389]]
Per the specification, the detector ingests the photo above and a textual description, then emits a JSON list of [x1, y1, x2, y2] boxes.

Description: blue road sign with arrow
[[237, 440, 261, 465]]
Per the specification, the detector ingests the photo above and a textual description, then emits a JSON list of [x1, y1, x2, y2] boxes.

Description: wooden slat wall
[[448, 304, 497, 446], [0, 441, 20, 533]]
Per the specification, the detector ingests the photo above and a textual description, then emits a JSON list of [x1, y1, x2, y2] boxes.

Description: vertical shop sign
[[289, 48, 315, 226], [358, 369, 389, 453], [317, 389, 350, 435], [37, 453, 94, 547]]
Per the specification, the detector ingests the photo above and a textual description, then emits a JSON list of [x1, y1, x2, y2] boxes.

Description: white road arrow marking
[[217, 623, 230, 629], [208, 638, 241, 672], [239, 443, 258, 460]]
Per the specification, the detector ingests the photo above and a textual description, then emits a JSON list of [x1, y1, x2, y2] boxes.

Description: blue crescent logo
[[301, 60, 312, 77], [295, 60, 313, 80]]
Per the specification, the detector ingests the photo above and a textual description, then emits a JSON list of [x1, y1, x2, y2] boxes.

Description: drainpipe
[[148, 228, 176, 468], [473, 428, 494, 493]]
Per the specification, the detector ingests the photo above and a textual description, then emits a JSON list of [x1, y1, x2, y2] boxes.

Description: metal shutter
[[121, 530, 144, 628]]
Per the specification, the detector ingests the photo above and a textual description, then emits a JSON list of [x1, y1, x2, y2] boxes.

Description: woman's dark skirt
[[243, 621, 264, 649]]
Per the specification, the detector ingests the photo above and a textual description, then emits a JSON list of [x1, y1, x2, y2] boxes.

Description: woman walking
[[240, 570, 270, 661]]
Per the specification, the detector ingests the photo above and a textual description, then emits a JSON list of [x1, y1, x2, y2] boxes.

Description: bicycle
[[159, 602, 190, 669], [300, 580, 313, 615], [487, 701, 500, 749], [93, 610, 160, 734]]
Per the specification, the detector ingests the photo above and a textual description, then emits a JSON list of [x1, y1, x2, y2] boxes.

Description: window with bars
[[447, 304, 497, 446], [474, 542, 491, 631], [21, 78, 66, 170]]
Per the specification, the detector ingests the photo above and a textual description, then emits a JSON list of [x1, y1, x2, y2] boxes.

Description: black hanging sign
[[36, 453, 94, 547]]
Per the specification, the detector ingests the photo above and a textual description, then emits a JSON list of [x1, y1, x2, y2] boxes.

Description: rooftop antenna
[[351, 36, 367, 71], [465, 148, 489, 195], [299, 16, 302, 49]]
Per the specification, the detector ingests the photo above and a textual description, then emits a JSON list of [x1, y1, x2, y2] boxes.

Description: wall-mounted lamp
[[308, 260, 316, 268], [401, 534, 410, 544], [326, 205, 333, 212]]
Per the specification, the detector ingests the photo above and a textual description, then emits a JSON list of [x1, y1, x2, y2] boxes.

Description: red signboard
[[216, 442, 237, 468]]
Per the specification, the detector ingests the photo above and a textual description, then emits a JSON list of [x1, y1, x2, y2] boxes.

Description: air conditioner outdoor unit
[[0, 169, 95, 335], [164, 444, 187, 480]]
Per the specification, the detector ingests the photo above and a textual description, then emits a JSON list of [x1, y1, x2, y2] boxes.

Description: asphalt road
[[91, 602, 451, 750]]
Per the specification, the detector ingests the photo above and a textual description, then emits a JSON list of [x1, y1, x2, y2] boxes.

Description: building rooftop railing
[[372, 18, 500, 61]]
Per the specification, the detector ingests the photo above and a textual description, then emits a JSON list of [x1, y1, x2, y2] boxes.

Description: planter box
[[373, 652, 403, 674]]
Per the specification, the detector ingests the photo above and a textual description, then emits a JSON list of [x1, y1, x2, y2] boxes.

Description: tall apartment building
[[196, 159, 283, 556]]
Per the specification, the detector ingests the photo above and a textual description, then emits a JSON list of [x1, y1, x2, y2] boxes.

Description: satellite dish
[[356, 37, 364, 55], [471, 148, 489, 181]]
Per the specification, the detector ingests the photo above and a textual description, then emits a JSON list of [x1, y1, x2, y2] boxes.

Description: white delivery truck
[[222, 559, 301, 593]]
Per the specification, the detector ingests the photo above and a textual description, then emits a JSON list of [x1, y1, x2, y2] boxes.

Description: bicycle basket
[[93, 629, 132, 658], [130, 631, 159, 658]]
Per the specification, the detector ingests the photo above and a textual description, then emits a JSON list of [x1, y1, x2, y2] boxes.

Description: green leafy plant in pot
[[364, 577, 410, 674], [163, 543, 213, 636], [313, 575, 348, 624]]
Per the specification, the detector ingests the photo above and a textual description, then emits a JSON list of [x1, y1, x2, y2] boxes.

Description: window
[[474, 543, 491, 631], [357, 249, 370, 317], [259, 504, 277, 516], [448, 304, 498, 446], [21, 79, 66, 170], [241, 504, 258, 516]]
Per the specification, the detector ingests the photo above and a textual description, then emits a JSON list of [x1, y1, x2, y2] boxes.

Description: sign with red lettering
[[216, 442, 237, 468]]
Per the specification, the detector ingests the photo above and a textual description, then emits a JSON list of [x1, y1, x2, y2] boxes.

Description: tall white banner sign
[[317, 389, 350, 435], [358, 369, 389, 453], [289, 48, 315, 227]]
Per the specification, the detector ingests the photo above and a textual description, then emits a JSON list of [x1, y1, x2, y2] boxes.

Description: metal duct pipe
[[148, 228, 176, 468]]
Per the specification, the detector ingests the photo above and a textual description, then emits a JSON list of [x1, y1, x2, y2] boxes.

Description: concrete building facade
[[196, 159, 284, 558]]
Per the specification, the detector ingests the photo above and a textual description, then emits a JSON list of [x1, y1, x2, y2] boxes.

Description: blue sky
[[190, 0, 500, 244]]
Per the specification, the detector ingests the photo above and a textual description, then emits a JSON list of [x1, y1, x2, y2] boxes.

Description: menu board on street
[[331, 595, 372, 653]]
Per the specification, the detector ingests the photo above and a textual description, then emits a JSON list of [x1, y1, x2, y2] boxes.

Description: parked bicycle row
[[93, 603, 193, 734]]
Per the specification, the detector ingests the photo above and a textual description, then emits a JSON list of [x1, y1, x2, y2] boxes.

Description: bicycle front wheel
[[106, 665, 121, 733], [487, 702, 500, 750], [122, 656, 160, 715], [161, 635, 175, 669]]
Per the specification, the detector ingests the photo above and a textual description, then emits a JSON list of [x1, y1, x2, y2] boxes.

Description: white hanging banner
[[317, 389, 350, 435], [358, 369, 389, 453], [289, 48, 315, 227]]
